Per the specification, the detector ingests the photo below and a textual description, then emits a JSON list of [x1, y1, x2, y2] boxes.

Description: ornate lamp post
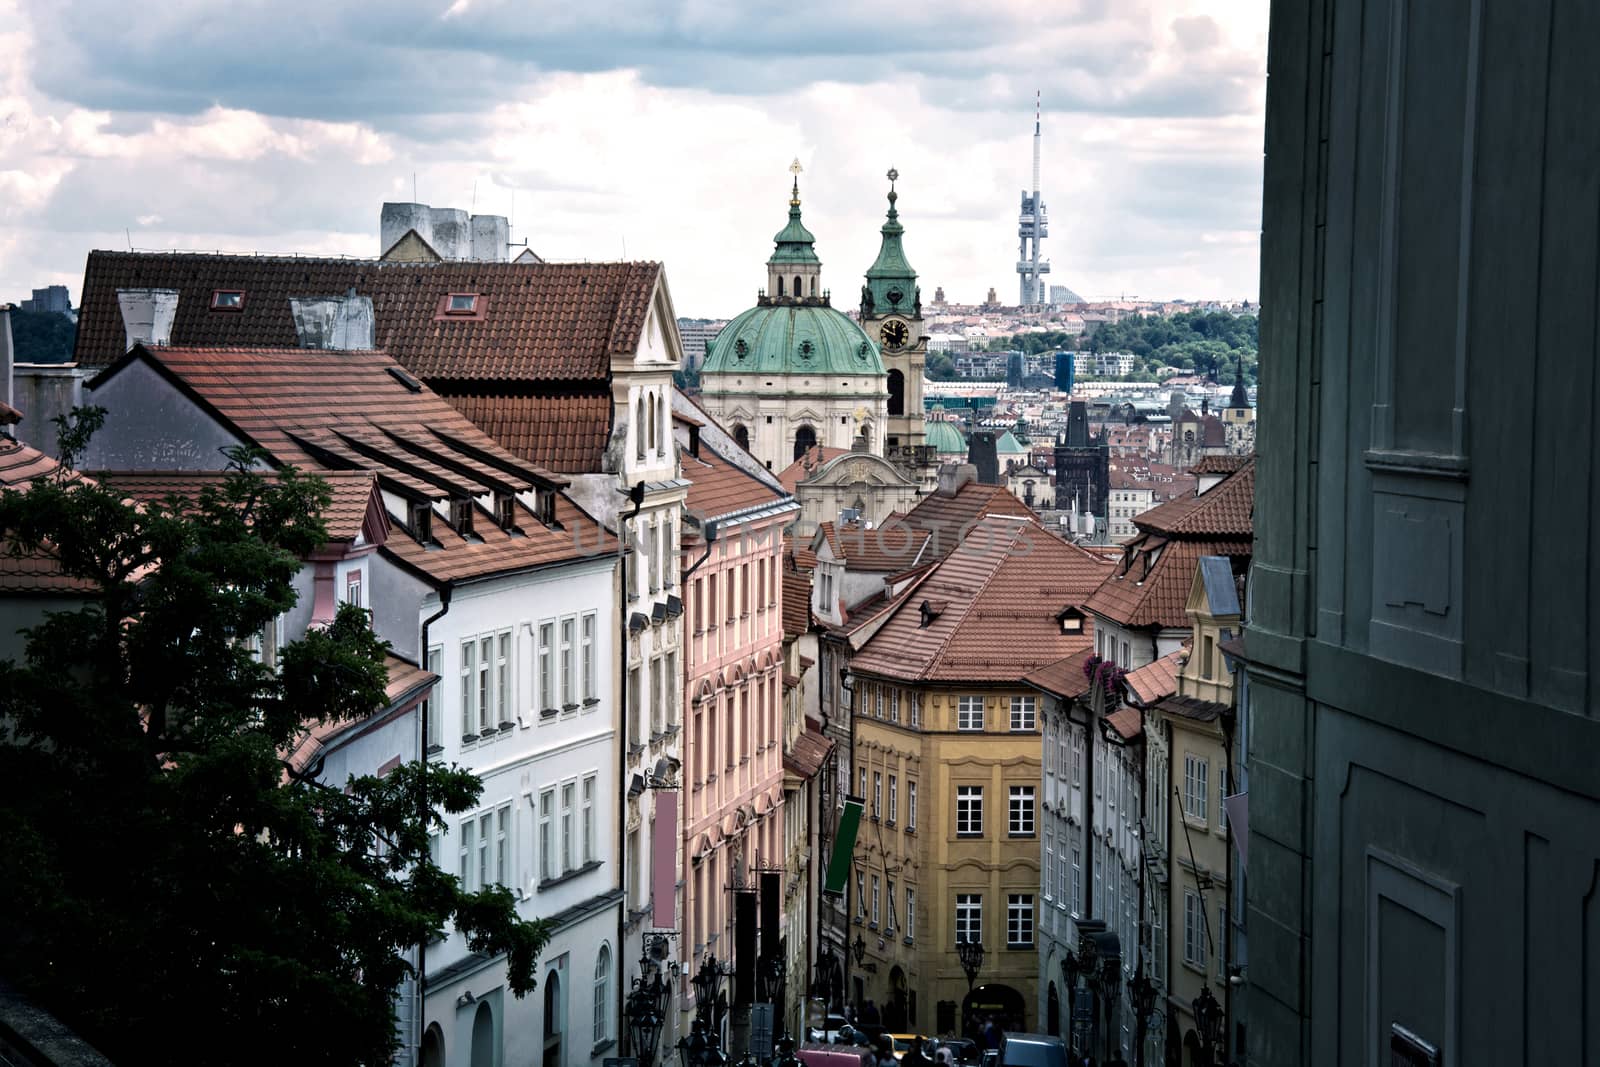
[[761, 954, 788, 1039], [627, 943, 673, 1067], [813, 946, 838, 1011], [1126, 959, 1158, 1067], [956, 937, 985, 992], [1192, 986, 1223, 1067], [1096, 955, 1121, 1064]]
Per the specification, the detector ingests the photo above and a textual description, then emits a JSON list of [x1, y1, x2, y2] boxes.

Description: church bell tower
[[859, 168, 926, 453]]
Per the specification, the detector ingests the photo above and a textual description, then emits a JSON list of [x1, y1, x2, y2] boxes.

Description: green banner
[[824, 796, 864, 896]]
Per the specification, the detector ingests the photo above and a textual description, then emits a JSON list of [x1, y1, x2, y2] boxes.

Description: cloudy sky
[[0, 0, 1268, 319]]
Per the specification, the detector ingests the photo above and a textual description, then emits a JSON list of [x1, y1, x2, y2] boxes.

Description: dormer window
[[494, 491, 516, 531], [410, 501, 434, 544], [534, 487, 556, 526], [450, 498, 474, 537], [210, 289, 245, 311], [1056, 606, 1086, 635], [446, 293, 478, 314]]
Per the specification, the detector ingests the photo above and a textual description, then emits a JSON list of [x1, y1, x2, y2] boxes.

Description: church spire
[[766, 159, 822, 303], [1230, 356, 1250, 409], [863, 167, 918, 319]]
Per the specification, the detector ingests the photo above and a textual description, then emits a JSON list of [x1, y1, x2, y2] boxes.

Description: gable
[[82, 356, 250, 471]]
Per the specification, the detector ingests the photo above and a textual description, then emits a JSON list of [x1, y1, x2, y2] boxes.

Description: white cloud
[[0, 0, 1269, 314]]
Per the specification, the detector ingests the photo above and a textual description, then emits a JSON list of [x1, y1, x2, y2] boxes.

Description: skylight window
[[210, 290, 245, 311], [446, 293, 479, 314]]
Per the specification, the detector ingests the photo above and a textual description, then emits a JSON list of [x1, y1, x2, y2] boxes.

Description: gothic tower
[[858, 168, 927, 453]]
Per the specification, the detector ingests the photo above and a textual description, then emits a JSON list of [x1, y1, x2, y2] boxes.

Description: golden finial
[[789, 158, 803, 206]]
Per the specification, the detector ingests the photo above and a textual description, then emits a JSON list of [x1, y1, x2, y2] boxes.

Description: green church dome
[[925, 417, 967, 456], [703, 303, 885, 378]]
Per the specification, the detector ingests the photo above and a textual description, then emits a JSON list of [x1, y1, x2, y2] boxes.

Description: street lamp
[[1192, 986, 1223, 1067], [956, 937, 985, 992], [851, 933, 867, 967], [626, 989, 665, 1067], [1126, 959, 1158, 1067]]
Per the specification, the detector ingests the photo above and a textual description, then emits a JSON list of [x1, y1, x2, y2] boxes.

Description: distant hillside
[[9, 310, 77, 364]]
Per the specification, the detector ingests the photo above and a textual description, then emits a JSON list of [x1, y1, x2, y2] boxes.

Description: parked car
[[996, 1033, 1068, 1067], [938, 1039, 980, 1065], [809, 1015, 850, 1044], [798, 1046, 875, 1067], [888, 1034, 930, 1061]]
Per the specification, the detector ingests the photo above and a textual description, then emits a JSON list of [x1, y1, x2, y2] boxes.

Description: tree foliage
[[0, 413, 548, 1066], [8, 308, 77, 364]]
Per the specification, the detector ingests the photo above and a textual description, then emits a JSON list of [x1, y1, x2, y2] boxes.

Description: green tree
[[0, 411, 548, 1067], [9, 308, 78, 363]]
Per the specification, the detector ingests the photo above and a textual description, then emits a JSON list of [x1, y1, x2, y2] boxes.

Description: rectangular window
[[874, 686, 884, 720], [460, 641, 475, 739], [539, 790, 555, 881], [856, 870, 867, 918], [859, 766, 867, 801], [1184, 889, 1207, 969], [957, 695, 984, 731], [539, 622, 554, 710], [1009, 696, 1036, 731], [652, 656, 665, 734], [889, 688, 900, 724], [871, 876, 881, 926], [424, 646, 442, 749], [1184, 754, 1210, 824], [1008, 785, 1035, 836], [495, 805, 509, 887], [873, 772, 883, 819], [477, 812, 491, 889], [907, 781, 917, 831], [955, 894, 982, 945], [581, 613, 596, 701], [956, 785, 983, 836], [1061, 843, 1073, 906], [460, 819, 474, 888], [582, 775, 596, 864], [447, 292, 479, 313], [560, 782, 575, 873], [210, 289, 246, 310], [906, 888, 916, 941], [887, 775, 898, 824], [495, 632, 510, 725], [478, 636, 492, 733], [666, 650, 679, 725], [910, 692, 921, 728], [345, 569, 363, 609], [1007, 894, 1034, 947], [560, 618, 575, 707], [886, 879, 897, 932]]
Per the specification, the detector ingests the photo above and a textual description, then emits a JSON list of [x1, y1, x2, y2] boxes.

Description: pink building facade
[[676, 406, 798, 1028]]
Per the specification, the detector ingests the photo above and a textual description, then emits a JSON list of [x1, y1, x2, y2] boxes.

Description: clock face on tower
[[879, 319, 909, 349]]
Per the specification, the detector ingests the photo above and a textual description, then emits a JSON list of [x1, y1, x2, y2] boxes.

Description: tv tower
[[1016, 91, 1050, 306]]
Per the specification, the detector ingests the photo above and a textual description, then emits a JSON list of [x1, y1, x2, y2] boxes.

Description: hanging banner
[[1224, 791, 1248, 871], [652, 789, 679, 928], [823, 796, 864, 896]]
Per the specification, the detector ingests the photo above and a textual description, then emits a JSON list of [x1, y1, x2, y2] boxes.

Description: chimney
[[116, 288, 179, 350], [1, 304, 14, 409], [291, 291, 374, 350], [968, 431, 999, 485], [380, 202, 434, 257], [470, 214, 510, 262], [428, 208, 470, 260], [937, 462, 977, 497]]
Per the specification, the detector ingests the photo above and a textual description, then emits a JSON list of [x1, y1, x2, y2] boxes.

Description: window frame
[[1006, 893, 1035, 948], [956, 784, 984, 837], [1008, 784, 1036, 837], [1009, 695, 1036, 732], [954, 893, 982, 946], [957, 695, 985, 731]]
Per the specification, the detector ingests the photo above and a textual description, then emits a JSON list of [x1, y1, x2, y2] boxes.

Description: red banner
[[652, 789, 679, 929]]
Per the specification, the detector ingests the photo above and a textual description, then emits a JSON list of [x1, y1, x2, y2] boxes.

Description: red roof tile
[[1123, 649, 1184, 706], [1024, 650, 1093, 700], [1134, 458, 1254, 537], [900, 479, 1037, 561], [284, 653, 438, 774], [1105, 706, 1143, 740], [94, 468, 381, 545], [783, 723, 834, 780], [441, 391, 613, 473], [74, 251, 661, 382], [782, 566, 812, 639], [682, 447, 792, 523], [817, 518, 933, 573], [777, 445, 852, 492], [0, 436, 98, 595], [1188, 453, 1251, 475], [850, 521, 1113, 684]]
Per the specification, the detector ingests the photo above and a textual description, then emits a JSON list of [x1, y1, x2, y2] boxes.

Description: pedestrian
[[934, 1041, 955, 1067], [902, 1037, 933, 1067], [982, 1017, 1000, 1051]]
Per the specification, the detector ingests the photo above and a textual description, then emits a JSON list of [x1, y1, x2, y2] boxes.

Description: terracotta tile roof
[[900, 479, 1037, 561], [1105, 706, 1143, 740], [1134, 458, 1254, 537], [74, 251, 662, 382], [0, 436, 98, 595], [284, 653, 438, 774], [776, 445, 852, 491], [782, 566, 812, 639], [682, 446, 792, 523], [816, 518, 932, 573], [440, 391, 613, 473], [1025, 650, 1093, 700], [782, 722, 834, 780], [1188, 453, 1251, 475], [1123, 649, 1184, 707], [850, 521, 1113, 684], [94, 468, 381, 544], [94, 345, 612, 584], [1084, 537, 1249, 629]]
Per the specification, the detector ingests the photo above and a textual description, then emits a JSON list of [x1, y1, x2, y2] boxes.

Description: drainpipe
[[617, 482, 646, 1051], [1219, 707, 1236, 1065], [417, 584, 453, 1062]]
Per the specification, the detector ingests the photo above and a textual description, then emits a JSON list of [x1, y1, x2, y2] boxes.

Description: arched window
[[732, 424, 750, 451], [635, 397, 646, 461], [793, 424, 817, 461], [422, 1023, 446, 1067], [659, 394, 669, 452], [777, 276, 785, 297], [810, 276, 817, 296], [647, 394, 656, 459], [793, 276, 802, 299], [543, 970, 564, 1067], [471, 1002, 494, 1067], [887, 369, 906, 416], [593, 945, 611, 1044]]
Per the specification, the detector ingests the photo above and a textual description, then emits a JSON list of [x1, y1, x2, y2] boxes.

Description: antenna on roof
[[413, 172, 417, 203], [472, 178, 478, 213], [125, 228, 132, 251]]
